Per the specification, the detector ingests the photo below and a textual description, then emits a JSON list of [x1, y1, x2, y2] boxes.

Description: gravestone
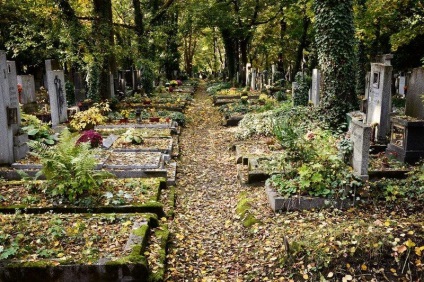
[[0, 52, 15, 164], [47, 70, 68, 126], [263, 70, 268, 87], [245, 63, 251, 86], [405, 67, 424, 119], [366, 54, 393, 142], [0, 52, 28, 164], [348, 112, 371, 180], [17, 75, 36, 104], [398, 75, 406, 96], [271, 64, 276, 84], [311, 69, 321, 106], [251, 68, 256, 90], [110, 74, 115, 97], [44, 59, 61, 90], [7, 61, 21, 135]]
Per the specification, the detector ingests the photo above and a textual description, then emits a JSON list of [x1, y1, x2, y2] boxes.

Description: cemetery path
[[165, 83, 286, 281]]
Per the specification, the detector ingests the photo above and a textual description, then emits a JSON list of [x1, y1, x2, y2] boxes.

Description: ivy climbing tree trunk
[[314, 0, 358, 127]]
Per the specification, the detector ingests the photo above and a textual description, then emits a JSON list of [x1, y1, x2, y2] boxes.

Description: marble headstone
[[251, 68, 256, 90], [245, 63, 251, 86], [311, 69, 321, 106], [47, 70, 68, 126], [366, 55, 393, 142]]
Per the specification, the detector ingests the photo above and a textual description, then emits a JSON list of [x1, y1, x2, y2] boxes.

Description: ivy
[[292, 72, 310, 106], [313, 0, 358, 127]]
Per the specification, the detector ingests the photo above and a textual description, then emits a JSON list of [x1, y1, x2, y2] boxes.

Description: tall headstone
[[366, 54, 393, 142], [291, 82, 298, 99], [251, 68, 256, 90], [0, 52, 15, 164], [405, 67, 424, 119], [398, 75, 406, 96], [271, 64, 276, 84], [17, 75, 36, 104], [47, 70, 68, 126], [110, 74, 115, 98], [311, 69, 321, 106], [7, 61, 21, 135], [0, 52, 28, 164], [44, 59, 60, 90], [245, 63, 251, 86]]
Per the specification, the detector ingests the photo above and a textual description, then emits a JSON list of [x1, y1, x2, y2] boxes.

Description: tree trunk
[[91, 0, 116, 100], [292, 13, 310, 79], [221, 28, 236, 81]]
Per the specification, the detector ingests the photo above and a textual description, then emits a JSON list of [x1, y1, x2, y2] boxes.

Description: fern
[[29, 128, 112, 202]]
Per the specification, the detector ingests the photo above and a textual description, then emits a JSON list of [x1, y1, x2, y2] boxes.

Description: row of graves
[[230, 54, 424, 212], [0, 51, 196, 281], [208, 63, 288, 126]]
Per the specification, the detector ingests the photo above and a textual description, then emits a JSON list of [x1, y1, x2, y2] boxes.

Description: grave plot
[[235, 142, 282, 165], [96, 120, 179, 135], [264, 181, 352, 212], [216, 94, 277, 126], [0, 177, 166, 216], [0, 213, 162, 282], [111, 136, 173, 154], [96, 127, 174, 138]]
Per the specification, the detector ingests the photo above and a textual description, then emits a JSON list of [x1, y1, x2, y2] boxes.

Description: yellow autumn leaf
[[405, 239, 416, 248], [415, 246, 424, 256], [361, 264, 367, 271], [303, 274, 309, 280], [327, 272, 334, 278]]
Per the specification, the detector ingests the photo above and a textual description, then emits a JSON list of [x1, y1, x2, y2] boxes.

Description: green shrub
[[28, 129, 112, 202]]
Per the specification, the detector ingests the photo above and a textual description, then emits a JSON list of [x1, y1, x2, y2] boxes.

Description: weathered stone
[[405, 67, 424, 119], [47, 70, 68, 126], [311, 69, 321, 106], [366, 57, 393, 142], [348, 112, 371, 180], [17, 75, 36, 104]]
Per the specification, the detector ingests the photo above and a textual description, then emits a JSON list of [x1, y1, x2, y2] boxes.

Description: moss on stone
[[148, 225, 170, 282]]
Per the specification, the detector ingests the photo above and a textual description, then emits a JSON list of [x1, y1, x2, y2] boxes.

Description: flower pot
[[149, 117, 160, 122], [119, 118, 129, 124]]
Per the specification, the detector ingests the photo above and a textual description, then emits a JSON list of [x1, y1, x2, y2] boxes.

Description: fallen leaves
[[164, 83, 424, 281]]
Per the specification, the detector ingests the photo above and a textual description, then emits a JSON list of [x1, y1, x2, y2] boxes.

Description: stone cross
[[47, 70, 68, 126]]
